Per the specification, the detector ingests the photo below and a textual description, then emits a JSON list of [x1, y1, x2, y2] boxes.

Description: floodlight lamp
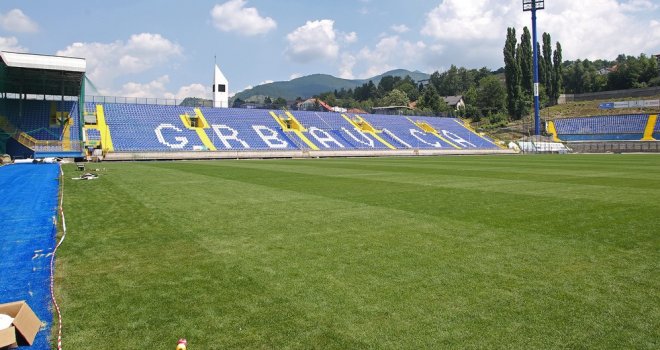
[[523, 0, 545, 11]]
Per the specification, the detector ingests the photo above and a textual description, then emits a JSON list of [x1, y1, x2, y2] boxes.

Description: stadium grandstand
[[0, 51, 513, 162], [0, 51, 86, 159], [546, 113, 660, 152]]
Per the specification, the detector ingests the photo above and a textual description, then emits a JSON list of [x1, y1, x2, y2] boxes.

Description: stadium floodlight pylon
[[523, 0, 544, 136]]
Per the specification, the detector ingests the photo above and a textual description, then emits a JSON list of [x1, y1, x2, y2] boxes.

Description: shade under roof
[[0, 51, 86, 96]]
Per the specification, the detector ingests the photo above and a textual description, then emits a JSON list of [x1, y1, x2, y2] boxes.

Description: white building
[[213, 64, 229, 108]]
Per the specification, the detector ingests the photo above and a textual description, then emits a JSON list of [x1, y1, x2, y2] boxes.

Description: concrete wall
[[104, 148, 517, 161], [558, 86, 660, 104], [567, 141, 660, 153]]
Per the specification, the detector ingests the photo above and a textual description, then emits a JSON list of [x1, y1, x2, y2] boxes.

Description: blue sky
[[1, 0, 659, 100]]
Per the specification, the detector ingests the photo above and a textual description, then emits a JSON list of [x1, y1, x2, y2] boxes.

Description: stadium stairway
[[407, 117, 461, 149], [642, 114, 657, 141], [96, 103, 515, 159], [180, 108, 216, 150], [341, 114, 396, 149], [94, 104, 114, 152], [269, 111, 319, 150]]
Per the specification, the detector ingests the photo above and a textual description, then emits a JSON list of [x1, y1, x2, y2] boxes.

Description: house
[[297, 98, 318, 111], [443, 95, 465, 110], [597, 68, 610, 76]]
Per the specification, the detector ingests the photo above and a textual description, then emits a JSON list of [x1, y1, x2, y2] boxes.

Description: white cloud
[[169, 83, 208, 100], [289, 73, 303, 80], [391, 24, 410, 33], [210, 0, 277, 36], [343, 31, 358, 44], [57, 33, 182, 91], [0, 9, 38, 33], [354, 36, 427, 78], [421, 0, 513, 41], [339, 54, 356, 79], [286, 20, 339, 63], [115, 76, 208, 100], [419, 0, 660, 67], [0, 36, 27, 52], [621, 0, 658, 12]]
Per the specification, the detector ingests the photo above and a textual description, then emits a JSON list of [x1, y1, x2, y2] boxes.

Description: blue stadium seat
[[98, 104, 505, 153], [554, 114, 649, 141]]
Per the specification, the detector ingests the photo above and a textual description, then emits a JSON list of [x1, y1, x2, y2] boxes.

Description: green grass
[[57, 155, 660, 349]]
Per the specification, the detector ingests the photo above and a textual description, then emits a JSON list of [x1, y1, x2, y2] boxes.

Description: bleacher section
[[199, 108, 298, 150], [554, 114, 650, 141], [362, 114, 456, 149], [102, 104, 207, 151], [0, 99, 72, 141], [294, 111, 390, 150], [415, 116, 501, 149], [96, 103, 502, 158]]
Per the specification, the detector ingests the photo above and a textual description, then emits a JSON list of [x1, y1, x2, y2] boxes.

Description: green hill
[[233, 69, 430, 102]]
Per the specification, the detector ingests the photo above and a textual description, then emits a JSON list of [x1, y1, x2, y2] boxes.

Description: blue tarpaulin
[[0, 163, 60, 349]]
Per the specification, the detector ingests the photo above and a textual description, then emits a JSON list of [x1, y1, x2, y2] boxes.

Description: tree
[[552, 42, 562, 103], [378, 75, 401, 94], [394, 76, 419, 101], [273, 97, 287, 109], [503, 27, 520, 117], [380, 89, 409, 107], [417, 84, 448, 115], [519, 27, 533, 94], [542, 33, 553, 102], [476, 75, 506, 117], [232, 97, 244, 108]]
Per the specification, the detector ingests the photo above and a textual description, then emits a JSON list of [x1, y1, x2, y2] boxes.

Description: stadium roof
[[0, 51, 86, 96]]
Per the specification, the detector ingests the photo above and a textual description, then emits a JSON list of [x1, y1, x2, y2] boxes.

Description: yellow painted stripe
[[642, 115, 657, 141], [342, 114, 395, 149], [268, 111, 287, 129], [547, 120, 561, 142], [407, 117, 461, 149], [195, 129, 216, 150], [372, 133, 396, 149], [178, 109, 215, 150], [283, 111, 319, 150], [62, 118, 72, 151], [341, 114, 358, 127], [292, 130, 319, 150], [284, 111, 308, 132], [193, 108, 211, 129], [451, 119, 504, 149], [179, 114, 193, 128], [96, 104, 114, 152], [432, 132, 461, 149]]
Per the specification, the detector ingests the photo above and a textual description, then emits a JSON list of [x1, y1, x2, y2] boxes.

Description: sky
[[0, 0, 659, 100]]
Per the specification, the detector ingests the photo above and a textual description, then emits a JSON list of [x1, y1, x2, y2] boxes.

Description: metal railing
[[84, 95, 213, 107]]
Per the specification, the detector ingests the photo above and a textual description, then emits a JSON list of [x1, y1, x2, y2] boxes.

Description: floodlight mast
[[523, 0, 544, 136]]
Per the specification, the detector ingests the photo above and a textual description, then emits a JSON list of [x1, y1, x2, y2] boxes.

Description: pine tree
[[520, 27, 533, 94], [552, 42, 563, 103], [503, 27, 520, 117], [542, 33, 553, 103]]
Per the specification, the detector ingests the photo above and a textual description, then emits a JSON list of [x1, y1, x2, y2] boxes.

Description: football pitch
[[58, 155, 659, 349]]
